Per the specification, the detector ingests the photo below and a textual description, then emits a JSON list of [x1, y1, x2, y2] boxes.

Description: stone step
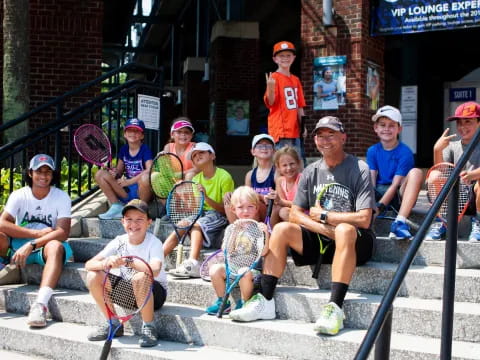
[[0, 349, 48, 360], [0, 310, 274, 360], [0, 296, 479, 360], [2, 283, 480, 343], [20, 260, 480, 303]]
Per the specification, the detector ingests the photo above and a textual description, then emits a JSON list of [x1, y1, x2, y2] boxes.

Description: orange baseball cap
[[272, 41, 296, 56], [447, 101, 480, 121]]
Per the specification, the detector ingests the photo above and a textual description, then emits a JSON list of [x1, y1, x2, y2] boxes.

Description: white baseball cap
[[29, 154, 56, 171], [251, 134, 275, 149], [188, 142, 215, 160], [371, 105, 402, 125]]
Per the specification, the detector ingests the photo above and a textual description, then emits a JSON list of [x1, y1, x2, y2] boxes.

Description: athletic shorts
[[10, 238, 73, 266], [107, 273, 167, 311], [290, 226, 375, 267], [196, 210, 229, 249], [375, 184, 401, 210], [464, 183, 478, 216], [119, 183, 139, 203]]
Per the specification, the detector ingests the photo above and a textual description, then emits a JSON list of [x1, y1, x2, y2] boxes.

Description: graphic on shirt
[[20, 212, 53, 229]]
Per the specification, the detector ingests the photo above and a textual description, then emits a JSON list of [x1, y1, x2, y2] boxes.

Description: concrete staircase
[[1, 194, 480, 359]]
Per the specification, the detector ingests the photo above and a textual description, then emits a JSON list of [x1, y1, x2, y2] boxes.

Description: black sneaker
[[87, 323, 124, 341], [139, 324, 159, 347]]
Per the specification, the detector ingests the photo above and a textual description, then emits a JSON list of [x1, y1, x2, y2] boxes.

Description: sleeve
[[366, 145, 378, 172], [96, 238, 119, 259], [442, 145, 454, 164], [55, 190, 72, 219], [142, 144, 154, 162], [293, 171, 310, 209], [4, 189, 21, 219], [221, 171, 235, 197], [354, 161, 376, 211], [395, 146, 414, 177], [147, 233, 164, 264]]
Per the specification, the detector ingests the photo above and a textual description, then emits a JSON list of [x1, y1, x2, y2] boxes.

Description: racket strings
[[150, 154, 183, 198], [200, 250, 224, 281], [168, 184, 203, 226], [75, 126, 111, 164]]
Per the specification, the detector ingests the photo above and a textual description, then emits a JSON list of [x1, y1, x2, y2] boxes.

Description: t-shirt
[[227, 117, 249, 136], [442, 140, 480, 171], [315, 79, 337, 101], [280, 173, 301, 201], [193, 168, 235, 211], [118, 143, 153, 179], [251, 167, 276, 195], [166, 142, 195, 171], [4, 186, 71, 229], [294, 154, 375, 228], [97, 232, 167, 289], [263, 72, 306, 143], [366, 142, 414, 185]]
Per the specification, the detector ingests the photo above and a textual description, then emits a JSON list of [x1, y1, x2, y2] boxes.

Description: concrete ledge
[[70, 191, 107, 237]]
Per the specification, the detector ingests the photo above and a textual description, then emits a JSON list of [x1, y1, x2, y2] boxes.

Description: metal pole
[[374, 306, 392, 360], [440, 181, 459, 360]]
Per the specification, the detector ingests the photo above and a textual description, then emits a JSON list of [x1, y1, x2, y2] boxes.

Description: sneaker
[[99, 202, 123, 220], [87, 323, 124, 341], [235, 299, 244, 310], [229, 293, 275, 322], [169, 259, 200, 278], [425, 218, 447, 241], [314, 302, 345, 335], [27, 303, 48, 328], [389, 221, 412, 240], [469, 217, 480, 242], [206, 297, 231, 315], [139, 324, 159, 348]]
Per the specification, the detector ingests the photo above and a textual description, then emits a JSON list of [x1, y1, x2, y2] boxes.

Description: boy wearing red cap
[[427, 101, 480, 241], [264, 41, 306, 157]]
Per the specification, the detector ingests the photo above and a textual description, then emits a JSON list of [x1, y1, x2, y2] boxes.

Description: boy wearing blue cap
[[97, 118, 153, 219]]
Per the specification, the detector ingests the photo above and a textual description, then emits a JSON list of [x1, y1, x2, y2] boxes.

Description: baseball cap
[[122, 199, 150, 218], [251, 134, 275, 149], [124, 118, 145, 132], [313, 116, 345, 133], [171, 119, 195, 133], [188, 142, 215, 160], [29, 154, 56, 171], [272, 41, 296, 56], [372, 105, 402, 125], [447, 101, 480, 121]]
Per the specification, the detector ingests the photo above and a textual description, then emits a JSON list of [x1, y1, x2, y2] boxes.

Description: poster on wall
[[313, 56, 347, 111], [226, 100, 250, 136], [371, 0, 480, 36], [137, 94, 160, 130], [366, 62, 380, 111]]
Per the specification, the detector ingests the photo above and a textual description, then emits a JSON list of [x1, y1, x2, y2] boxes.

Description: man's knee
[[334, 223, 357, 248], [270, 222, 301, 247], [86, 270, 104, 289], [43, 240, 65, 260]]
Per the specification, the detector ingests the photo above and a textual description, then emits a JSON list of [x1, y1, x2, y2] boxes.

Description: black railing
[[355, 127, 480, 360], [0, 63, 164, 208]]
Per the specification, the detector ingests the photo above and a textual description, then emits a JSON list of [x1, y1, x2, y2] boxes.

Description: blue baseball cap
[[124, 118, 145, 132]]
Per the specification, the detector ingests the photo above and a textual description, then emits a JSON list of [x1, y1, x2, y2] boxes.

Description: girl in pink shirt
[[274, 146, 302, 221]]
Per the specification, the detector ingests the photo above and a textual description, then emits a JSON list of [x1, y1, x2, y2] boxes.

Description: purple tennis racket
[[74, 124, 112, 170]]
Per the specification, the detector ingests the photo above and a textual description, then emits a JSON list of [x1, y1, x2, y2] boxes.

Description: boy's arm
[[265, 72, 276, 106], [197, 183, 226, 214], [461, 167, 480, 183], [377, 175, 404, 208], [433, 128, 457, 164], [244, 169, 253, 186]]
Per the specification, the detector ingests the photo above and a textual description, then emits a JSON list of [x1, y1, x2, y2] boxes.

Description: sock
[[329, 282, 349, 308], [189, 259, 199, 266], [143, 321, 155, 327], [260, 274, 278, 300], [395, 215, 406, 223], [36, 286, 53, 305], [476, 212, 480, 220]]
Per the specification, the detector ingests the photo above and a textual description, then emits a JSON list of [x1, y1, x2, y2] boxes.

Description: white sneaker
[[27, 303, 48, 328], [229, 293, 275, 322], [314, 302, 345, 335], [98, 202, 123, 220], [169, 259, 200, 278]]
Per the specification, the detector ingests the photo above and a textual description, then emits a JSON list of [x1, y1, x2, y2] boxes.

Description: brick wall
[[0, 0, 103, 128], [300, 0, 385, 157]]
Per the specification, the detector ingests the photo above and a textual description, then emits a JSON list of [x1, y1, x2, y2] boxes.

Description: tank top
[[251, 166, 275, 195], [167, 142, 195, 171], [280, 173, 301, 201]]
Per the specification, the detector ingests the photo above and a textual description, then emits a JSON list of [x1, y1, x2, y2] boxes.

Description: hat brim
[[125, 125, 144, 132], [30, 162, 55, 171], [273, 49, 296, 57], [313, 125, 343, 134], [447, 115, 480, 121], [171, 125, 194, 133], [122, 205, 150, 217]]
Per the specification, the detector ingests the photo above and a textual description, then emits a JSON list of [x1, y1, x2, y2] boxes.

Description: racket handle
[[312, 254, 323, 279], [99, 339, 112, 360], [216, 296, 229, 319], [266, 198, 274, 219], [176, 244, 184, 267]]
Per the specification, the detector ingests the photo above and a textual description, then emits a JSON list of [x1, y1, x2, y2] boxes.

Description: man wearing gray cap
[[0, 154, 72, 328], [230, 116, 375, 337]]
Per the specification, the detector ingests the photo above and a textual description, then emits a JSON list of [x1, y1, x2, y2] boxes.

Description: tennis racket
[[74, 124, 112, 170], [100, 255, 154, 360], [149, 152, 184, 199], [312, 183, 355, 279], [426, 162, 470, 222], [199, 249, 224, 281], [217, 219, 265, 318], [166, 181, 205, 269], [264, 182, 276, 232]]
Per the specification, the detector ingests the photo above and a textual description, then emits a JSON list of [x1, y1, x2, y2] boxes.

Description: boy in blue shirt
[[367, 105, 423, 240], [97, 118, 153, 219]]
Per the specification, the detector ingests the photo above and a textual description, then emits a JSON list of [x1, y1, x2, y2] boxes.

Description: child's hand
[[264, 190, 277, 203], [108, 168, 118, 177], [104, 255, 124, 269], [434, 128, 457, 152], [460, 170, 476, 184], [265, 72, 276, 89], [117, 177, 128, 187]]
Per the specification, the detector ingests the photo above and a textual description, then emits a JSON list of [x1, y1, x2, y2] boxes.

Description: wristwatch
[[319, 210, 329, 224], [29, 241, 36, 250]]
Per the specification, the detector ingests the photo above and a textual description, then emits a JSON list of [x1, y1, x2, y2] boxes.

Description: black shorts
[[464, 184, 478, 216], [107, 274, 167, 311], [290, 226, 375, 267]]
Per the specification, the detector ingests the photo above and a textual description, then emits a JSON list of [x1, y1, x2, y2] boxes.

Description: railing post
[[440, 181, 459, 360], [55, 103, 64, 167], [374, 306, 392, 360]]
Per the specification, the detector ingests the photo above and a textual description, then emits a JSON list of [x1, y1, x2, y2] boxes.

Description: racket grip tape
[[99, 339, 113, 360], [267, 198, 274, 218], [312, 253, 323, 279], [216, 296, 229, 319], [176, 244, 184, 267]]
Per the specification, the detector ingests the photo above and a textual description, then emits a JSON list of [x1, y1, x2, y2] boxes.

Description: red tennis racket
[[74, 124, 112, 170]]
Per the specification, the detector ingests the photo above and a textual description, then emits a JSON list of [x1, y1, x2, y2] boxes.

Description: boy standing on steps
[[0, 154, 72, 328], [165, 142, 235, 278], [85, 199, 167, 348], [264, 41, 306, 158], [367, 105, 423, 240], [426, 101, 480, 241]]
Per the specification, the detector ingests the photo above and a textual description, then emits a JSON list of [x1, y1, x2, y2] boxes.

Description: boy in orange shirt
[[264, 41, 306, 158]]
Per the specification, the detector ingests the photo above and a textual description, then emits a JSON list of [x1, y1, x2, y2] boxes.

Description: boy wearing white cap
[[367, 105, 423, 240], [164, 143, 235, 278]]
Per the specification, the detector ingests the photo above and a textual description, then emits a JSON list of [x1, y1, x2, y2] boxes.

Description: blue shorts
[[196, 210, 229, 249], [10, 238, 73, 265], [119, 183, 139, 203]]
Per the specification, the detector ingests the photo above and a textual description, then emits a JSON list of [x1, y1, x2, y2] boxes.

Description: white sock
[[189, 259, 199, 266], [396, 215, 407, 223], [36, 286, 53, 305]]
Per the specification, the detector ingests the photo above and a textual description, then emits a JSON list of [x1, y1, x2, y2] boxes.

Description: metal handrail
[[355, 126, 480, 360]]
